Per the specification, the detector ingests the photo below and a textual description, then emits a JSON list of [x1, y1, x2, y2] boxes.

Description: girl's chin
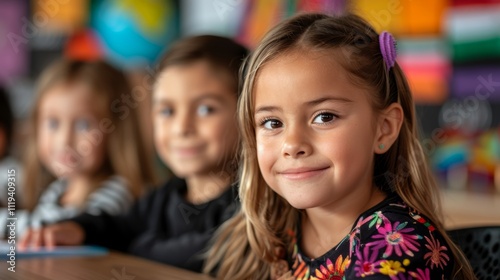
[[283, 196, 321, 210], [50, 168, 87, 179]]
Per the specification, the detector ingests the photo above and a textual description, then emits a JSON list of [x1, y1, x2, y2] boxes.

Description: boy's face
[[153, 61, 238, 178], [253, 51, 380, 210]]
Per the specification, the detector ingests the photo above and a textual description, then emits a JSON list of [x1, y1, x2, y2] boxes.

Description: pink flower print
[[367, 221, 422, 258], [389, 202, 407, 209], [354, 245, 380, 277], [408, 268, 431, 280], [424, 234, 449, 270], [348, 227, 361, 258]]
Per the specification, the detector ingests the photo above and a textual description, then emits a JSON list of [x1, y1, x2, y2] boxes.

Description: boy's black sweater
[[70, 177, 238, 272]]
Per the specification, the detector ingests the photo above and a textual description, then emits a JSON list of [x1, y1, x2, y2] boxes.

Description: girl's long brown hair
[[23, 59, 156, 210], [204, 13, 475, 279]]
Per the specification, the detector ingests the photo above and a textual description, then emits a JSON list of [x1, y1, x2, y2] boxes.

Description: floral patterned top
[[286, 194, 454, 280]]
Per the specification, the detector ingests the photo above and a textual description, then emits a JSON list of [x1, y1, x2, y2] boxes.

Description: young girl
[[20, 60, 156, 235], [204, 13, 475, 279], [20, 35, 248, 272]]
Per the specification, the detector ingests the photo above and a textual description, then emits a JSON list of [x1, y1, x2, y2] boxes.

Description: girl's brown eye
[[263, 119, 282, 129], [270, 120, 281, 128], [313, 113, 336, 124]]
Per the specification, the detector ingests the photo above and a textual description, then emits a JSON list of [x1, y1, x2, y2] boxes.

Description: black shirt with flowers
[[286, 194, 455, 280]]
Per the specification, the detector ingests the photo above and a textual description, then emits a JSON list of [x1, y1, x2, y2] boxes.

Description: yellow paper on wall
[[32, 0, 89, 34], [350, 0, 404, 34]]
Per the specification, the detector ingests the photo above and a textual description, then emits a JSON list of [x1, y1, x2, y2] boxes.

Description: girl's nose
[[281, 124, 312, 158], [56, 123, 74, 147]]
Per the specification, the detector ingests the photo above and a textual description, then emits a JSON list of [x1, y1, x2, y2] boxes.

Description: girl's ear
[[374, 103, 404, 154]]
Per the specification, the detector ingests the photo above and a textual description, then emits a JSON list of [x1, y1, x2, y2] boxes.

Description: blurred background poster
[[0, 0, 28, 84]]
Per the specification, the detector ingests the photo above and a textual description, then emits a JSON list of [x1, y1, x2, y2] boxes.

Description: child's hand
[[18, 222, 85, 250]]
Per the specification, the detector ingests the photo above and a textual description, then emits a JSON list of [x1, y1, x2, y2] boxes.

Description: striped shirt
[[29, 176, 134, 229]]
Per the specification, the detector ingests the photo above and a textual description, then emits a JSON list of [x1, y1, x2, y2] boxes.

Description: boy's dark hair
[[0, 86, 14, 158], [157, 35, 249, 94]]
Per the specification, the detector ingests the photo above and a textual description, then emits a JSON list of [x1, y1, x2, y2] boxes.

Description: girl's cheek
[[257, 141, 266, 155], [256, 141, 273, 165]]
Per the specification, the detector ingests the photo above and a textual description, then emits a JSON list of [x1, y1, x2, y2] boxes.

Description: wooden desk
[[0, 251, 215, 280], [441, 189, 500, 229]]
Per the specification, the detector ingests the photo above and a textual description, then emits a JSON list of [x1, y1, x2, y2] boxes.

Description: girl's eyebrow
[[255, 106, 282, 114], [306, 96, 353, 106], [152, 98, 170, 105], [255, 96, 353, 114]]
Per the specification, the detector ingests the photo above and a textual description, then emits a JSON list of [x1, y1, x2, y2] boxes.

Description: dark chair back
[[448, 226, 500, 280]]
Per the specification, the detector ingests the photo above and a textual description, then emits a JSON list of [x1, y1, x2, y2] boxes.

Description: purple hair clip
[[379, 31, 397, 70]]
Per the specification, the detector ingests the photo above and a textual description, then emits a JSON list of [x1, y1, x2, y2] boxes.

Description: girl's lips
[[279, 166, 330, 180], [56, 154, 79, 166]]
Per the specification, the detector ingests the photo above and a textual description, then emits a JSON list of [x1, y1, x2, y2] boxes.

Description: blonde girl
[[21, 60, 155, 233], [205, 13, 475, 279]]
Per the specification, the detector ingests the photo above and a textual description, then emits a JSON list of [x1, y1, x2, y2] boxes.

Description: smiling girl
[[205, 13, 475, 280], [21, 60, 155, 234]]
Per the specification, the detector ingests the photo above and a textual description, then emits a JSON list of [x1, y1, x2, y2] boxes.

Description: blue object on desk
[[0, 243, 108, 259]]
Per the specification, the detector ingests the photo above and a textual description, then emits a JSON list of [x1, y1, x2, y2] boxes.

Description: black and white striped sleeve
[[30, 180, 77, 229], [84, 176, 134, 216]]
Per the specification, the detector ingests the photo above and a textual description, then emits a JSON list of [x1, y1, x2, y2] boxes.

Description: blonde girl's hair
[[23, 59, 156, 210], [204, 13, 475, 279]]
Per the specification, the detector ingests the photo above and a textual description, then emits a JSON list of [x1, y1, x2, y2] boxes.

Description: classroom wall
[[1, 0, 499, 192]]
